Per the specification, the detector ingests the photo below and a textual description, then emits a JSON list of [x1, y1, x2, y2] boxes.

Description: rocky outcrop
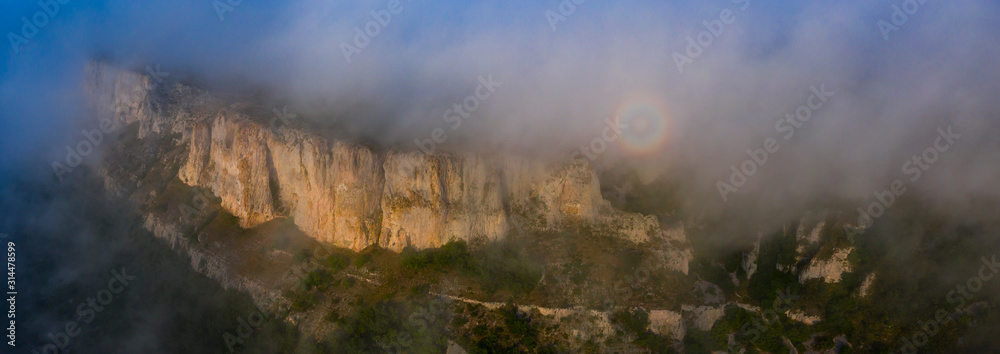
[[742, 232, 762, 280], [657, 223, 693, 275], [380, 152, 509, 250], [85, 61, 170, 138], [648, 310, 685, 341], [87, 62, 662, 251], [798, 247, 854, 283], [681, 305, 727, 331], [785, 309, 821, 325], [266, 131, 384, 250], [205, 113, 278, 228], [795, 214, 826, 264], [765, 213, 858, 284], [857, 272, 876, 297], [178, 122, 211, 184], [329, 142, 386, 249], [141, 213, 287, 312]]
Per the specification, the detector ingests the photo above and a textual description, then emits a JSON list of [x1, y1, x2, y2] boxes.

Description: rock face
[[206, 112, 278, 228], [798, 247, 854, 283], [681, 305, 727, 331], [380, 152, 510, 250], [742, 232, 761, 280], [85, 62, 163, 138], [785, 309, 821, 325], [768, 213, 858, 284], [650, 223, 693, 275], [795, 214, 826, 264], [648, 310, 685, 341], [87, 62, 661, 251], [857, 273, 876, 297]]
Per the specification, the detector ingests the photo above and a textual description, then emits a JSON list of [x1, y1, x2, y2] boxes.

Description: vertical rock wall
[[89, 62, 665, 252]]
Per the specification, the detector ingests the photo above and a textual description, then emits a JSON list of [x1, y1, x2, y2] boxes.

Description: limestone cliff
[[87, 62, 662, 251], [85, 62, 163, 138], [798, 247, 855, 283], [207, 112, 278, 228], [380, 152, 510, 250]]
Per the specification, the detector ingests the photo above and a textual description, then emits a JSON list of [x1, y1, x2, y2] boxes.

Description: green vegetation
[[354, 253, 372, 268], [466, 304, 552, 353], [288, 289, 319, 312], [155, 152, 1000, 354], [401, 240, 470, 272], [565, 259, 593, 286], [303, 269, 333, 291], [325, 253, 351, 272], [747, 231, 803, 305], [710, 306, 756, 348], [706, 304, 817, 353], [683, 329, 719, 353], [293, 248, 312, 263], [500, 304, 540, 348], [471, 241, 543, 296], [335, 298, 450, 353], [399, 240, 542, 297], [609, 308, 674, 350]]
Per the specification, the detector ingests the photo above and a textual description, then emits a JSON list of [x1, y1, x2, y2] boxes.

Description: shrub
[[289, 290, 318, 312], [710, 306, 758, 347], [303, 269, 333, 291], [401, 240, 471, 272], [338, 300, 449, 353], [610, 308, 674, 351], [470, 304, 540, 352], [469, 242, 542, 296], [354, 253, 372, 268], [293, 248, 312, 263], [326, 254, 351, 272], [611, 308, 650, 336]]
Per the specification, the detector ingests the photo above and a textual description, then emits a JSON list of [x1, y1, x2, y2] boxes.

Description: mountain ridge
[[85, 61, 667, 252]]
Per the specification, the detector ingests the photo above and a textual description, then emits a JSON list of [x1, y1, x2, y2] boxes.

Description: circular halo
[[614, 98, 671, 157]]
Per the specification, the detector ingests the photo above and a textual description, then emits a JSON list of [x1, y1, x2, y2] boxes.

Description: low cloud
[[1, 0, 999, 238]]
